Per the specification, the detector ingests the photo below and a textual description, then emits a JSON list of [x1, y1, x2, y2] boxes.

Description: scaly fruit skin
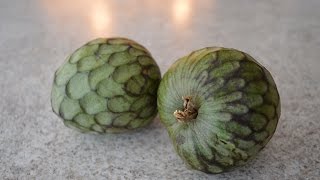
[[158, 47, 280, 173], [51, 38, 161, 133]]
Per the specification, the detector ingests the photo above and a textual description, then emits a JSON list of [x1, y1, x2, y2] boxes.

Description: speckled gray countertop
[[0, 0, 319, 179]]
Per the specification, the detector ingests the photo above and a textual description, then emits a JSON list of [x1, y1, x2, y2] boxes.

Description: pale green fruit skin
[[157, 47, 280, 173], [51, 37, 161, 133]]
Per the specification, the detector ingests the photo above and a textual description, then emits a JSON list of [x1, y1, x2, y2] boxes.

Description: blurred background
[[0, 0, 319, 179]]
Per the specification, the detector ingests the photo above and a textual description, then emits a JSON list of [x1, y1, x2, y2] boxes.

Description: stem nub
[[174, 96, 198, 122]]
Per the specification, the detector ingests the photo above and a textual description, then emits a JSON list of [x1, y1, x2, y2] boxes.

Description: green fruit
[[51, 38, 161, 133], [157, 47, 280, 173]]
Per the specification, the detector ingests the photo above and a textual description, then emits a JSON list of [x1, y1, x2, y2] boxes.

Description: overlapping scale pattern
[[158, 47, 280, 173], [51, 38, 161, 133]]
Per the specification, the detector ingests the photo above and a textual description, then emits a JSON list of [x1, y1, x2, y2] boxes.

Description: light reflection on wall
[[173, 0, 192, 27], [90, 1, 112, 36], [40, 0, 113, 37]]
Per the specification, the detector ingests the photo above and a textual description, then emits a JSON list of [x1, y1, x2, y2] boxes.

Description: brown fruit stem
[[174, 96, 198, 122]]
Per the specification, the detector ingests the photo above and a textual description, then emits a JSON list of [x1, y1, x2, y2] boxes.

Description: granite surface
[[0, 0, 319, 179]]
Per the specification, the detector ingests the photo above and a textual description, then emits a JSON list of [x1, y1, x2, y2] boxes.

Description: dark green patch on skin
[[80, 92, 107, 114], [112, 63, 142, 83], [66, 73, 91, 99], [157, 47, 280, 174], [176, 134, 186, 145], [51, 37, 161, 133], [126, 75, 146, 95]]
